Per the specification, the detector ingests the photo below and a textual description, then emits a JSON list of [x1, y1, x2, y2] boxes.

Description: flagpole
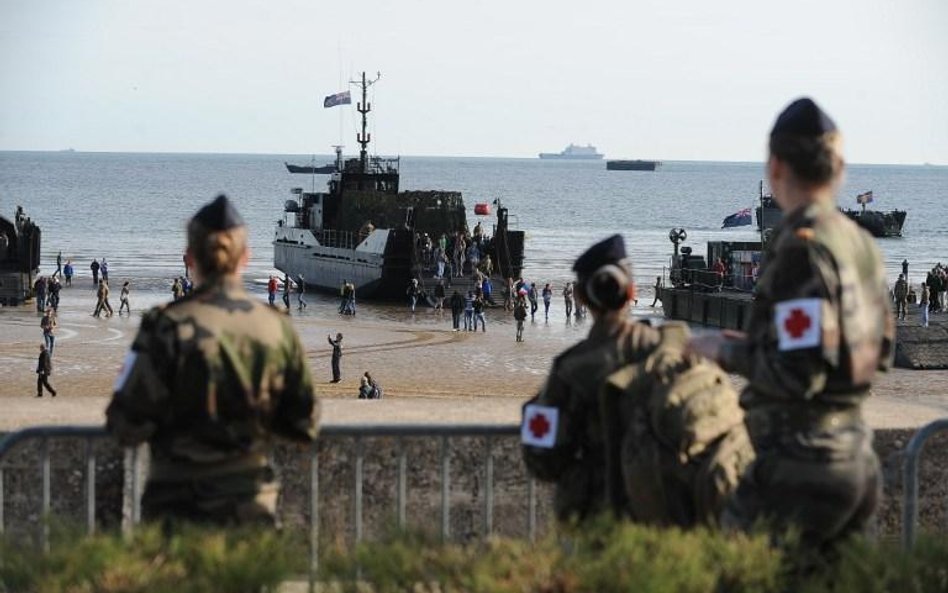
[[759, 180, 765, 247]]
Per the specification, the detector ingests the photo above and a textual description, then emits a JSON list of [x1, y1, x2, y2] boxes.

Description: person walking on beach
[[90, 259, 100, 286], [563, 281, 574, 318], [100, 258, 109, 283], [54, 250, 63, 279], [504, 277, 514, 311], [920, 283, 930, 327], [328, 333, 343, 382], [687, 98, 894, 548], [93, 279, 111, 317], [542, 283, 553, 322], [36, 344, 56, 398], [63, 260, 74, 286], [296, 274, 307, 310], [902, 258, 909, 280], [407, 278, 420, 312], [650, 276, 663, 307], [106, 194, 319, 526], [894, 274, 908, 321], [528, 282, 539, 321], [434, 278, 446, 310], [463, 290, 475, 331], [47, 276, 61, 311], [119, 281, 131, 315], [282, 273, 291, 311], [450, 290, 464, 331], [41, 308, 57, 356], [473, 293, 487, 332], [267, 275, 277, 306], [514, 296, 527, 342], [34, 275, 47, 312]]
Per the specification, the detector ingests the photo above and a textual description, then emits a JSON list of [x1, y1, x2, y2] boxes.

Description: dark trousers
[[722, 439, 880, 548], [37, 373, 56, 396], [331, 356, 341, 382], [451, 311, 461, 329]]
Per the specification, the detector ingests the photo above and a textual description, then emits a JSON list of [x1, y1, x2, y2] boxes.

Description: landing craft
[[273, 72, 526, 300]]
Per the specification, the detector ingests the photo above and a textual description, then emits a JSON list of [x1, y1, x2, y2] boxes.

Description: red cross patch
[[774, 298, 822, 351], [522, 404, 558, 448]]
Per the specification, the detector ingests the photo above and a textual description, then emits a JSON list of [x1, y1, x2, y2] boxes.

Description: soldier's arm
[[105, 311, 173, 446], [719, 239, 838, 400], [521, 367, 582, 482], [272, 324, 321, 442]]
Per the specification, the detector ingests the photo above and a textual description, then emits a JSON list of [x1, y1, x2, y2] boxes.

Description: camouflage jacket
[[106, 278, 320, 481], [521, 318, 660, 521], [719, 201, 894, 445]]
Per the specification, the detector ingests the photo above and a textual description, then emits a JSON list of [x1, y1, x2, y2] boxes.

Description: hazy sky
[[2, 0, 946, 163]]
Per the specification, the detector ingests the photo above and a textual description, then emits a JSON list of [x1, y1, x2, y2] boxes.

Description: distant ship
[[606, 159, 660, 171], [284, 161, 336, 174], [538, 144, 604, 159]]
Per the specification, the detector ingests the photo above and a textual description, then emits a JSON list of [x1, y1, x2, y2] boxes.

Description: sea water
[[1, 151, 946, 300]]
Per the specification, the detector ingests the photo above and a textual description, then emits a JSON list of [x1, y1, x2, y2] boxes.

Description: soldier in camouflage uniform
[[521, 235, 660, 521], [689, 98, 894, 547], [106, 194, 320, 526]]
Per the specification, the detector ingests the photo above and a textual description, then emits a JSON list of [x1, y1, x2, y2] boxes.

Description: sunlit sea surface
[[2, 152, 946, 304]]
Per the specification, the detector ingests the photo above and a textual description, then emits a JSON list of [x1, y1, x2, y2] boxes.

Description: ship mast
[[351, 71, 381, 174]]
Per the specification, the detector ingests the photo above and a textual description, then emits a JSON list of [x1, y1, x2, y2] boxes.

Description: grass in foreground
[[2, 520, 947, 592]]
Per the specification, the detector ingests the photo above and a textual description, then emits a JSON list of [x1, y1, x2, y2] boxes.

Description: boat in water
[[538, 144, 604, 159], [606, 159, 660, 171], [755, 185, 906, 238], [273, 72, 526, 300], [284, 161, 336, 174]]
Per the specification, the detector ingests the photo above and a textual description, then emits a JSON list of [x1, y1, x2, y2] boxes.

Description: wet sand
[[2, 286, 948, 431]]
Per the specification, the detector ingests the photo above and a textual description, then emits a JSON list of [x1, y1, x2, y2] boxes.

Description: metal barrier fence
[[0, 423, 534, 584], [901, 418, 948, 550]]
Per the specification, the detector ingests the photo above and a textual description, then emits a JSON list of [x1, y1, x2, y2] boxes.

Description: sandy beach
[[2, 286, 948, 433]]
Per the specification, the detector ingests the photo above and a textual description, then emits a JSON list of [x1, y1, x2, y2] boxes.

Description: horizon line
[[0, 149, 942, 168]]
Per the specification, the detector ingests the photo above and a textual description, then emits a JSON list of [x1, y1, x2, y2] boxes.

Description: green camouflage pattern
[[719, 200, 893, 545], [600, 323, 753, 527], [521, 319, 660, 521], [106, 279, 319, 525]]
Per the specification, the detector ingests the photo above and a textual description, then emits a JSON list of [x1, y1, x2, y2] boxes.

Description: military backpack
[[600, 322, 754, 527]]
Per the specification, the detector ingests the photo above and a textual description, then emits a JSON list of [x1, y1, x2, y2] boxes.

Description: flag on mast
[[323, 91, 351, 108], [722, 207, 752, 228], [856, 190, 874, 205]]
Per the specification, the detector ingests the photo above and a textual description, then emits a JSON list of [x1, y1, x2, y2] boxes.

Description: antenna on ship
[[350, 71, 381, 174]]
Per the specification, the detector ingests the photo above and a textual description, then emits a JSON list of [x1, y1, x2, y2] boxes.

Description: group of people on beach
[[891, 259, 946, 327]]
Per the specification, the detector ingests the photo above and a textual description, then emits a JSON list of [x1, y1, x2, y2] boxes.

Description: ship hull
[[538, 153, 603, 160], [606, 160, 659, 171], [757, 203, 906, 238], [274, 225, 526, 301], [841, 209, 906, 238]]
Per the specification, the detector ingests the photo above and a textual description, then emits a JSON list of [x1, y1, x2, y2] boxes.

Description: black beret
[[192, 194, 245, 231], [573, 234, 627, 277], [770, 97, 837, 137]]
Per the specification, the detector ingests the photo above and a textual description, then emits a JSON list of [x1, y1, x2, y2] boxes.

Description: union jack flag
[[323, 91, 351, 108], [856, 190, 874, 205], [722, 207, 752, 228]]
